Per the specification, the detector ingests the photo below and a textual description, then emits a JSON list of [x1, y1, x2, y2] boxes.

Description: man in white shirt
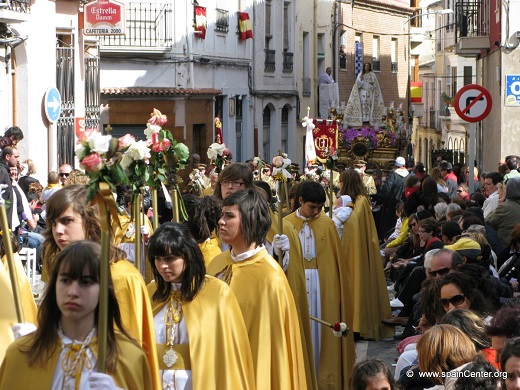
[[318, 67, 334, 85], [482, 172, 504, 218]]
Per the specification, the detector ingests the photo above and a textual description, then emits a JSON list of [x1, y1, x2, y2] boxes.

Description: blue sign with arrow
[[44, 87, 62, 123]]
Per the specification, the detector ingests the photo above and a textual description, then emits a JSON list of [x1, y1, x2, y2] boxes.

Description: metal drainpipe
[[313, 0, 318, 115], [186, 5, 194, 88]]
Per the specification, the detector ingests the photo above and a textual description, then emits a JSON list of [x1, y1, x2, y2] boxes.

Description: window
[[390, 38, 397, 73], [372, 36, 380, 71], [283, 2, 289, 51], [263, 107, 271, 162], [281, 106, 289, 152], [451, 66, 457, 97], [339, 31, 347, 69], [215, 9, 229, 32], [463, 66, 472, 86]]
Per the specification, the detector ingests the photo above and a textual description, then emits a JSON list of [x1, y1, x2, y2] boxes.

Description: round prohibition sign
[[454, 84, 492, 123]]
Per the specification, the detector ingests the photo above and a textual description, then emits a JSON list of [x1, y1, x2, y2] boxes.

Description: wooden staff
[[170, 186, 180, 223], [284, 180, 290, 213], [151, 187, 159, 231], [276, 187, 284, 267], [0, 204, 24, 322], [329, 170, 334, 218], [97, 208, 111, 373], [133, 192, 142, 275]]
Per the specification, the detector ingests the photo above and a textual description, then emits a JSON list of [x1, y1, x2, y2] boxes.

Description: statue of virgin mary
[[345, 62, 386, 127]]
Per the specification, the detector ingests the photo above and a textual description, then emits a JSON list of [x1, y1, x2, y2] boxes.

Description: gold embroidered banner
[[312, 119, 338, 163]]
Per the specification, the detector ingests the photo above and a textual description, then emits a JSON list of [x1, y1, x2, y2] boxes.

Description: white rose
[[128, 140, 151, 161], [120, 153, 134, 170], [144, 123, 161, 138], [75, 143, 87, 161], [207, 143, 226, 160], [88, 132, 112, 154]]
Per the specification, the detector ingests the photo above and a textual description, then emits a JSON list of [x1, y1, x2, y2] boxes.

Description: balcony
[[264, 49, 275, 72], [101, 2, 172, 53], [455, 1, 488, 56], [0, 0, 30, 23], [282, 51, 293, 72]]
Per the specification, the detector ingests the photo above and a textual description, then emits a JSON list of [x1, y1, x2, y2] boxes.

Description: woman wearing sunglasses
[[438, 271, 493, 318]]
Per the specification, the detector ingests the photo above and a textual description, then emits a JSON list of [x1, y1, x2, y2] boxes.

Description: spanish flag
[[410, 81, 423, 103], [238, 12, 253, 40], [194, 6, 207, 39]]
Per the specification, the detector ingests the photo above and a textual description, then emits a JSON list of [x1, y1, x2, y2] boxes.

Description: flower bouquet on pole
[[134, 109, 190, 223], [75, 129, 132, 373], [207, 142, 232, 174]]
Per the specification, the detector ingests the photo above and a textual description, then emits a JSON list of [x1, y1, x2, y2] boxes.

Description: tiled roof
[[101, 87, 222, 96]]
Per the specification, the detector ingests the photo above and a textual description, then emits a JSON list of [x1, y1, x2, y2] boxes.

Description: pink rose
[[81, 152, 104, 173], [118, 134, 135, 149], [151, 137, 171, 153], [148, 108, 168, 126]]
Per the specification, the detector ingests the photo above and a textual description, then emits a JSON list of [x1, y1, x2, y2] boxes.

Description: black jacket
[[0, 159, 13, 228]]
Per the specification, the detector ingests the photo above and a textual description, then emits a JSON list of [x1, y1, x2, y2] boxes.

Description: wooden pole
[[329, 170, 334, 218], [277, 194, 284, 267], [0, 205, 24, 322], [151, 187, 159, 231], [97, 210, 110, 373], [134, 193, 142, 275], [170, 186, 179, 223]]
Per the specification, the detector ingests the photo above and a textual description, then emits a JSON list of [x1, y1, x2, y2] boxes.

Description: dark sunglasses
[[440, 294, 465, 308], [60, 173, 70, 177], [429, 267, 451, 277]]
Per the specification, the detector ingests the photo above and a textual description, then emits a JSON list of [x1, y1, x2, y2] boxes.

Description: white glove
[[140, 225, 150, 236], [272, 234, 290, 252], [282, 252, 290, 273], [12, 323, 37, 339], [89, 373, 121, 389]]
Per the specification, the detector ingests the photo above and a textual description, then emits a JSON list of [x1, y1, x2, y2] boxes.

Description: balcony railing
[[101, 2, 172, 49], [283, 51, 293, 72], [455, 1, 482, 41], [0, 0, 29, 13], [265, 49, 275, 71]]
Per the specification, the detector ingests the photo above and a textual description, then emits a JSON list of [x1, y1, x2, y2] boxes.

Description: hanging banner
[[84, 0, 125, 36], [312, 119, 338, 162]]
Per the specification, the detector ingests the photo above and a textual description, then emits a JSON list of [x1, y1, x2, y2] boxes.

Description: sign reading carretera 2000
[[84, 0, 125, 36]]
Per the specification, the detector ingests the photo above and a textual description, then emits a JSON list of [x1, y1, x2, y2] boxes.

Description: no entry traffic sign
[[454, 84, 492, 123]]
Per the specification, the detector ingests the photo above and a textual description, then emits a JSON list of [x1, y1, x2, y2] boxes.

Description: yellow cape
[[207, 248, 307, 390], [147, 276, 255, 389], [266, 211, 317, 390], [284, 212, 356, 389], [198, 239, 221, 267], [341, 196, 393, 340], [110, 259, 161, 390], [0, 253, 38, 363], [0, 333, 153, 389]]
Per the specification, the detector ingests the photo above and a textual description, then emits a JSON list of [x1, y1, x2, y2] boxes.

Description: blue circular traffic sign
[[44, 87, 62, 123]]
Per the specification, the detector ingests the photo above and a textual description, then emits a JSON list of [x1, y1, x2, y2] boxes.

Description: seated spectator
[[351, 359, 399, 390], [454, 355, 501, 390], [17, 159, 40, 196], [486, 177, 520, 248], [41, 171, 61, 205], [438, 270, 493, 318], [434, 202, 448, 222], [440, 221, 462, 245], [500, 337, 520, 390], [440, 308, 499, 368], [414, 324, 477, 388], [486, 306, 520, 365]]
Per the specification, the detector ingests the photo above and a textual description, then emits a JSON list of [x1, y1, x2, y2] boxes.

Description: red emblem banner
[[312, 119, 338, 163]]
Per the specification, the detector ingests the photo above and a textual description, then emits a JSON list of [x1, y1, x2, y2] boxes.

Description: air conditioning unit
[[516, 31, 520, 39]]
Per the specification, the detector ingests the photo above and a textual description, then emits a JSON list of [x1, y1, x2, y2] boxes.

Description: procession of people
[[0, 115, 520, 390]]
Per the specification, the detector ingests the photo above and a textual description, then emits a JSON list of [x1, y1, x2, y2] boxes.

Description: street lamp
[[406, 9, 453, 163]]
